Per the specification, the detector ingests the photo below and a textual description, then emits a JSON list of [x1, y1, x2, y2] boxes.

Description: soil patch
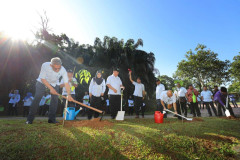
[[183, 117, 204, 123], [221, 116, 240, 120], [59, 118, 114, 128]]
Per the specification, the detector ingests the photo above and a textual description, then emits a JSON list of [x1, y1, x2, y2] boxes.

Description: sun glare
[[0, 0, 62, 41]]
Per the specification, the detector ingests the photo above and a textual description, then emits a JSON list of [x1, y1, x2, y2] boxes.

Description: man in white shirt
[[129, 71, 146, 118], [106, 68, 125, 119], [156, 79, 165, 115], [160, 90, 177, 115], [174, 83, 188, 119], [26, 57, 73, 124], [201, 86, 217, 116]]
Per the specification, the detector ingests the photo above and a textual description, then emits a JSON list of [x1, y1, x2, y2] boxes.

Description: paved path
[[0, 107, 239, 120]]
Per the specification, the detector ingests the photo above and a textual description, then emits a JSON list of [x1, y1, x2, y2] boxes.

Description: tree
[[175, 44, 230, 91], [157, 75, 175, 90], [228, 53, 240, 93], [230, 53, 240, 81]]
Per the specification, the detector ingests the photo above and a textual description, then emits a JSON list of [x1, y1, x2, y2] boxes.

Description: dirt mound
[[221, 116, 240, 120], [60, 118, 114, 128], [183, 117, 204, 123]]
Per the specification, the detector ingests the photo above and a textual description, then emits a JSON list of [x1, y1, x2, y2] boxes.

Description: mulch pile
[[59, 118, 114, 128]]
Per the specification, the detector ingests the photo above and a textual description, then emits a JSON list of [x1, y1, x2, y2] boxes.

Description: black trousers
[[128, 107, 134, 115], [23, 106, 30, 117], [204, 102, 217, 116], [231, 101, 238, 108], [8, 103, 18, 116], [134, 96, 143, 116], [176, 100, 187, 119], [217, 102, 235, 117], [88, 96, 101, 119], [109, 95, 121, 119], [156, 99, 167, 118], [190, 102, 201, 117]]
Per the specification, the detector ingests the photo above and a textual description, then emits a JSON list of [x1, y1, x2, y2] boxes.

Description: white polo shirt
[[132, 81, 145, 97], [89, 78, 106, 97], [176, 87, 187, 97], [160, 91, 176, 104], [201, 90, 213, 102], [156, 84, 165, 100], [106, 75, 122, 95], [60, 78, 77, 95], [37, 62, 68, 87]]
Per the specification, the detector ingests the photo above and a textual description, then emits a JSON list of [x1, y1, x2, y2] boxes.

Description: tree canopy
[[175, 44, 230, 91]]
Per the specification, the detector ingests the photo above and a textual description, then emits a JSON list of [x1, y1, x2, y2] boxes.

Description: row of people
[[7, 57, 237, 124], [156, 81, 236, 119]]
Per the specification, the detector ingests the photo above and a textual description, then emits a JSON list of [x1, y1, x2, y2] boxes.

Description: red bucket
[[154, 111, 164, 123]]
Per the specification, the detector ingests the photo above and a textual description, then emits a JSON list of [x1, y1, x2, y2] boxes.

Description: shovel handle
[[61, 95, 103, 114]]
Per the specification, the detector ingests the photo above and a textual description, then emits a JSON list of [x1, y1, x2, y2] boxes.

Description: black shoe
[[25, 121, 32, 124]]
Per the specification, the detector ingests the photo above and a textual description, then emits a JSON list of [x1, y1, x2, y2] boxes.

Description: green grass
[[0, 118, 240, 160]]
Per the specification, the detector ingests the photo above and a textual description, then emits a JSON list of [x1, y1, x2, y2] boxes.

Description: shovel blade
[[225, 109, 231, 117], [116, 111, 125, 120], [186, 118, 193, 121]]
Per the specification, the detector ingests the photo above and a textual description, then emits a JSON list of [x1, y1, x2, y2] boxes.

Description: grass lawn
[[0, 118, 240, 160]]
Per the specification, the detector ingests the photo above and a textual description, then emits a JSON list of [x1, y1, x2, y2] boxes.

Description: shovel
[[60, 95, 105, 121], [63, 96, 68, 126], [164, 109, 193, 121], [116, 88, 125, 120], [224, 95, 231, 117]]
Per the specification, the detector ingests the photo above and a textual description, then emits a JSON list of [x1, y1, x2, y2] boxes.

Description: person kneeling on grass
[[160, 90, 177, 118], [26, 57, 73, 124], [88, 70, 106, 120]]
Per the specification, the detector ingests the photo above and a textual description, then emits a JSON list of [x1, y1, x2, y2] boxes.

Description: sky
[[1, 0, 240, 77]]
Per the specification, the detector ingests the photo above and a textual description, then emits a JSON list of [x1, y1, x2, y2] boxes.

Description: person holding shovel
[[214, 87, 235, 117], [160, 90, 178, 116], [106, 67, 124, 119], [26, 57, 73, 124], [129, 71, 146, 118], [88, 70, 106, 120]]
